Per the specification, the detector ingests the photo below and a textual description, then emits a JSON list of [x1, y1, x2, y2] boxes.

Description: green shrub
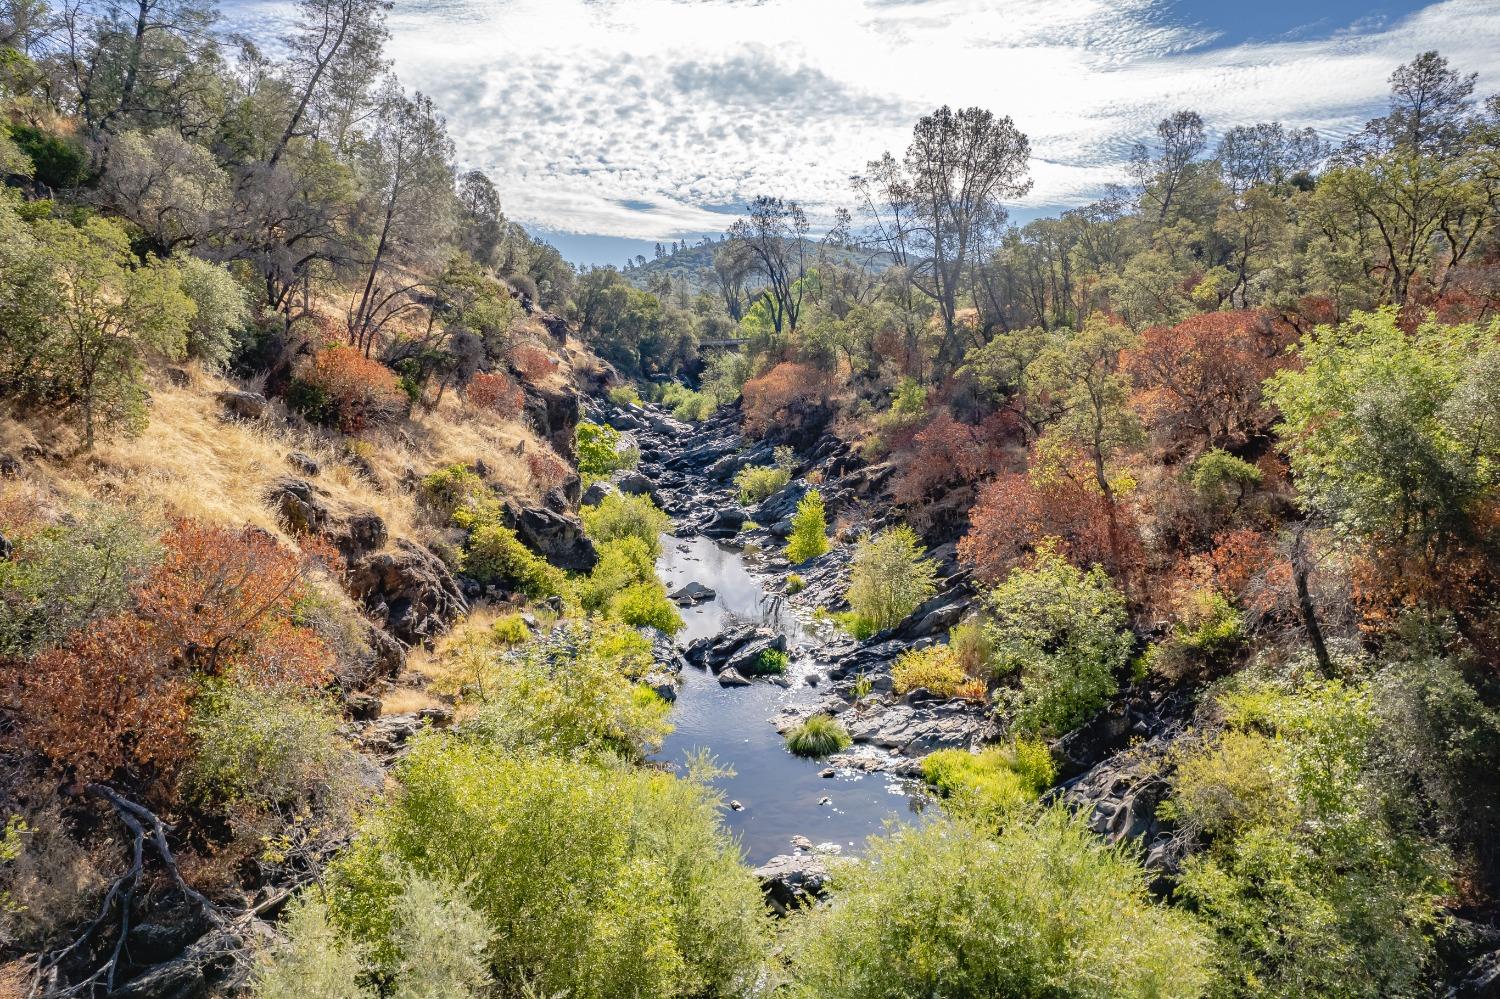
[[462, 522, 567, 599], [465, 622, 669, 760], [659, 382, 716, 421], [892, 646, 966, 697], [326, 737, 768, 996], [606, 384, 641, 407], [607, 580, 683, 635], [786, 810, 1215, 998], [490, 612, 531, 645], [785, 715, 851, 758], [421, 463, 488, 521], [785, 573, 806, 594], [574, 536, 657, 614], [1166, 674, 1449, 998], [949, 617, 994, 676], [182, 683, 360, 814], [845, 526, 935, 632], [985, 544, 1131, 734], [832, 611, 878, 641], [253, 895, 367, 999], [734, 464, 790, 506], [576, 420, 638, 480], [921, 741, 1055, 819], [0, 499, 162, 658], [581, 492, 670, 557], [1187, 448, 1261, 510], [751, 648, 789, 676], [786, 489, 830, 563], [852, 673, 873, 700]]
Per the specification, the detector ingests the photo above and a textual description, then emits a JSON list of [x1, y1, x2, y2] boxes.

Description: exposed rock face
[[700, 507, 746, 539], [328, 511, 389, 564], [216, 390, 267, 420], [334, 622, 408, 691], [685, 625, 787, 674], [286, 451, 321, 476], [842, 700, 988, 756], [523, 382, 583, 459], [669, 581, 716, 606], [348, 540, 466, 645], [356, 705, 455, 755], [755, 853, 832, 916], [504, 503, 597, 572], [268, 477, 329, 534]]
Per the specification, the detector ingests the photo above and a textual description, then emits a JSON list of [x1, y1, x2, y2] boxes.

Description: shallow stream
[[653, 533, 925, 865]]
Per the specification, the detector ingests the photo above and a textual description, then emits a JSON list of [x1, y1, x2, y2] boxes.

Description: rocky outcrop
[[684, 625, 787, 675], [842, 699, 988, 756], [348, 540, 466, 645], [216, 390, 267, 420], [504, 502, 597, 572], [670, 581, 716, 606], [754, 853, 832, 916], [523, 382, 583, 459], [268, 477, 329, 534]]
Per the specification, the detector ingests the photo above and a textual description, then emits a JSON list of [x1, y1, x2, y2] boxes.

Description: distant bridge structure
[[698, 338, 750, 349]]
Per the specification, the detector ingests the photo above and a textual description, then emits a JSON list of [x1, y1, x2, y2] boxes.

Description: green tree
[[844, 525, 935, 632], [33, 215, 193, 448], [984, 544, 1131, 734], [1264, 309, 1500, 557], [785, 488, 829, 563], [787, 810, 1214, 998]]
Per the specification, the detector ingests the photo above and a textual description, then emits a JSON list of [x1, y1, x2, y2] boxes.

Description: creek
[[652, 532, 927, 865]]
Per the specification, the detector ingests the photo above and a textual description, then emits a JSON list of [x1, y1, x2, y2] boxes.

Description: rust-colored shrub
[[467, 370, 525, 420], [891, 411, 1013, 506], [20, 520, 331, 786], [511, 343, 556, 382], [741, 362, 832, 437], [527, 450, 570, 494], [290, 344, 408, 434]]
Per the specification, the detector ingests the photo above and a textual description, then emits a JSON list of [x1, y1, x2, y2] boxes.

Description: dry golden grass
[[3, 360, 559, 546], [380, 686, 448, 716]]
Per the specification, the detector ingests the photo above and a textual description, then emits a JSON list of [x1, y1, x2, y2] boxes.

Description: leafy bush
[[785, 573, 805, 594], [786, 811, 1214, 998], [575, 536, 657, 614], [576, 420, 638, 480], [948, 617, 994, 676], [752, 648, 789, 675], [832, 611, 878, 641], [581, 492, 670, 558], [659, 382, 716, 421], [420, 463, 488, 521], [734, 464, 790, 506], [921, 741, 1055, 819], [462, 522, 567, 599], [0, 499, 162, 659], [288, 345, 408, 434], [892, 646, 966, 697], [606, 384, 641, 406], [985, 544, 1131, 734], [845, 526, 935, 633], [1165, 674, 1449, 998], [490, 612, 531, 645], [786, 489, 830, 563], [1186, 448, 1261, 510], [464, 622, 669, 760], [466, 370, 525, 419], [607, 580, 683, 635], [176, 256, 250, 369], [326, 737, 768, 996], [741, 361, 831, 437], [182, 682, 358, 815], [785, 715, 851, 758]]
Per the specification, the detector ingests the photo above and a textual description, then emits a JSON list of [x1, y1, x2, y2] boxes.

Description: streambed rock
[[755, 853, 832, 916]]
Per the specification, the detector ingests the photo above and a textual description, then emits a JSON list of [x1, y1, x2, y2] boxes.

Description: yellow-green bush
[[920, 741, 1055, 818], [581, 492, 670, 557], [462, 522, 567, 599], [892, 646, 966, 697], [490, 613, 531, 645], [785, 715, 851, 758], [734, 464, 790, 506]]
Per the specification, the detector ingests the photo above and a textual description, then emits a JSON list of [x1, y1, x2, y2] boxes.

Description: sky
[[222, 0, 1500, 266]]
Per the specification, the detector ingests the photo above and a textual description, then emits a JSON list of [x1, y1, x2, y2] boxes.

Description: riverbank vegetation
[[0, 0, 1498, 986]]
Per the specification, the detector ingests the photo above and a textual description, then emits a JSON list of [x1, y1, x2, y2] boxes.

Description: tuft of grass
[[490, 613, 531, 645], [785, 715, 852, 758], [920, 741, 1056, 819], [786, 573, 805, 594]]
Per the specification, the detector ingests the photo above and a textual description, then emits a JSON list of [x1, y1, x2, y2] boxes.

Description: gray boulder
[[217, 389, 267, 420], [348, 540, 466, 645], [754, 853, 831, 916]]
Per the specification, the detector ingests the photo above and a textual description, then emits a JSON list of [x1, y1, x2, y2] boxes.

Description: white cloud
[[228, 0, 1500, 242]]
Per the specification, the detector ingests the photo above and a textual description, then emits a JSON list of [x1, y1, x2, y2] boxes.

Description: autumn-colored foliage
[[527, 450, 570, 493], [291, 344, 408, 434], [466, 370, 525, 420], [959, 448, 1143, 586], [510, 342, 556, 382], [20, 520, 331, 788], [741, 362, 832, 437], [891, 410, 1014, 505], [1124, 310, 1294, 452]]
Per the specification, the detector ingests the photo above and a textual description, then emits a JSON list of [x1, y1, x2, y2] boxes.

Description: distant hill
[[623, 239, 898, 294]]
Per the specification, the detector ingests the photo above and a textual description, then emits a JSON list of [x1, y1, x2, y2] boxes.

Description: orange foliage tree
[[891, 410, 1014, 506], [1124, 310, 1294, 452], [21, 521, 332, 787], [510, 342, 555, 382], [741, 362, 832, 437]]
